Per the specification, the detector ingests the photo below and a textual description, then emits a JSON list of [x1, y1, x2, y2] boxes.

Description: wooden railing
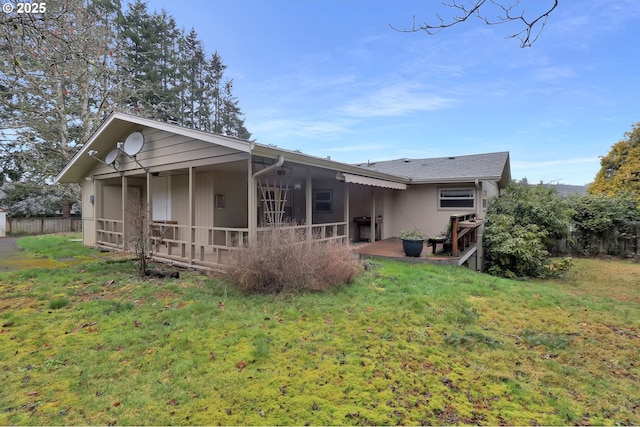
[[257, 222, 348, 243], [149, 222, 249, 266], [97, 220, 348, 268], [450, 213, 483, 256], [96, 218, 123, 248]]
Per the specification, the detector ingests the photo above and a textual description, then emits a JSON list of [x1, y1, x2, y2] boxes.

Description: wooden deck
[[352, 237, 478, 268]]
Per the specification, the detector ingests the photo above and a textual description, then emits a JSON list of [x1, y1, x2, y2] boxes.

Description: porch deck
[[352, 237, 478, 267]]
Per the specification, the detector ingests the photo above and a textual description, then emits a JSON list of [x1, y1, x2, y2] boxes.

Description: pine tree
[[179, 28, 206, 129], [118, 3, 252, 140]]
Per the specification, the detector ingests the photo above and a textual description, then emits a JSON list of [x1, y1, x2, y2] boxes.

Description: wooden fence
[[5, 217, 82, 235], [555, 223, 640, 258]]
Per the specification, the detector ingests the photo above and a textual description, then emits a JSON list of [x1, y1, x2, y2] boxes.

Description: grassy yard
[[0, 235, 639, 425]]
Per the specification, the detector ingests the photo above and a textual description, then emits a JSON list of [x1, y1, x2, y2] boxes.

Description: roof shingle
[[354, 151, 510, 184]]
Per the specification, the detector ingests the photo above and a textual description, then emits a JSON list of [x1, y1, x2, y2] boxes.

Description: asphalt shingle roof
[[353, 151, 510, 183]]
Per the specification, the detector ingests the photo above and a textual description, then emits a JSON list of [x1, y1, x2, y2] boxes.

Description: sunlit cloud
[[513, 157, 598, 169], [326, 144, 390, 152], [250, 118, 352, 141], [341, 83, 456, 118], [533, 66, 577, 82]]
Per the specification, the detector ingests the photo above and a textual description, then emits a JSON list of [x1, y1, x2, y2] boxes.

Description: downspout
[[249, 155, 285, 245], [252, 155, 285, 180]]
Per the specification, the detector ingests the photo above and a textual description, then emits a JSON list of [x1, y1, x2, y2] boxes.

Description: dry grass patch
[[226, 227, 362, 294], [544, 257, 640, 303]]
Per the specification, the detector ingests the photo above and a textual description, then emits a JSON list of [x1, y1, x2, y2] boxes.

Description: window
[[314, 190, 332, 213], [439, 188, 474, 209]]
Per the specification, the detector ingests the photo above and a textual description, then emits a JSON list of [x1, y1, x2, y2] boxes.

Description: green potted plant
[[399, 229, 425, 257]]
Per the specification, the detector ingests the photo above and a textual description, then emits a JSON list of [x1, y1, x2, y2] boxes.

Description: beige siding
[[386, 181, 499, 238], [102, 185, 122, 220], [481, 181, 500, 217], [89, 128, 245, 177], [388, 185, 457, 238], [83, 219, 96, 246], [81, 178, 96, 247], [82, 179, 95, 219], [213, 170, 248, 227]]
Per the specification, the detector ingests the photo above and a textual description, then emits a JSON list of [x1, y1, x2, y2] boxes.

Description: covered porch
[[92, 152, 405, 270]]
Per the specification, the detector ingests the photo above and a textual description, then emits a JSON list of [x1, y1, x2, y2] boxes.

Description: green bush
[[484, 214, 549, 278], [484, 182, 573, 279], [567, 192, 640, 256], [399, 229, 425, 240]]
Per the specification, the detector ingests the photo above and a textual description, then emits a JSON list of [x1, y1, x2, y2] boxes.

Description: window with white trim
[[439, 188, 475, 209]]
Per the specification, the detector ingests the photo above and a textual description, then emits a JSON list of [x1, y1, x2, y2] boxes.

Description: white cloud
[[340, 83, 455, 118], [533, 66, 577, 82], [326, 144, 390, 153], [250, 118, 352, 141], [512, 157, 598, 169]]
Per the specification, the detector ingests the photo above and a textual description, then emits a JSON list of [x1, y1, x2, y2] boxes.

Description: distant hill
[[544, 183, 588, 197]]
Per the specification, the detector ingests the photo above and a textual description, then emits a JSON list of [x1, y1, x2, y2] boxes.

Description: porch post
[[305, 173, 312, 240], [451, 216, 459, 256], [343, 183, 350, 242], [146, 172, 152, 253], [95, 179, 102, 245], [188, 166, 195, 265], [248, 158, 257, 246], [371, 187, 376, 243], [121, 175, 128, 250]]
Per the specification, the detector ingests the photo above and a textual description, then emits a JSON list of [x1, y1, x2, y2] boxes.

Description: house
[[55, 112, 511, 271]]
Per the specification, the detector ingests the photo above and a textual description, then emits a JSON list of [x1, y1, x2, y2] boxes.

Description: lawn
[[0, 235, 639, 425]]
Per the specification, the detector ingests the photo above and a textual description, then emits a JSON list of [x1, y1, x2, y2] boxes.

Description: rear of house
[[56, 113, 511, 271]]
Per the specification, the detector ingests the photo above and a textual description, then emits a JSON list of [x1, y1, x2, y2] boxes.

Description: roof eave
[[409, 176, 502, 185], [251, 144, 410, 184]]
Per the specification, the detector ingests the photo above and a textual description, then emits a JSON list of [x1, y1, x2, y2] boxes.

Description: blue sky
[[143, 0, 640, 185]]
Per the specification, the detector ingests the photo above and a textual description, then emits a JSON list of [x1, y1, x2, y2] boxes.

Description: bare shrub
[[227, 227, 362, 294], [127, 192, 151, 276]]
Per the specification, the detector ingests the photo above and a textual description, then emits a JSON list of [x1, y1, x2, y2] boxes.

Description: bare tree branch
[[391, 0, 559, 48]]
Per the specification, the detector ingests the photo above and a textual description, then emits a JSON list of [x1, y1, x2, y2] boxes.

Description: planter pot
[[402, 238, 424, 257]]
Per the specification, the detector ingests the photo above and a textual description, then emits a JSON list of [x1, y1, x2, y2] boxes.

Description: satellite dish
[[123, 131, 145, 156], [105, 149, 119, 165]]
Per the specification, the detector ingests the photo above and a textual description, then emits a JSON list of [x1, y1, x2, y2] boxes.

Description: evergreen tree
[[179, 28, 206, 129], [119, 3, 251, 139], [1, 0, 253, 216]]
